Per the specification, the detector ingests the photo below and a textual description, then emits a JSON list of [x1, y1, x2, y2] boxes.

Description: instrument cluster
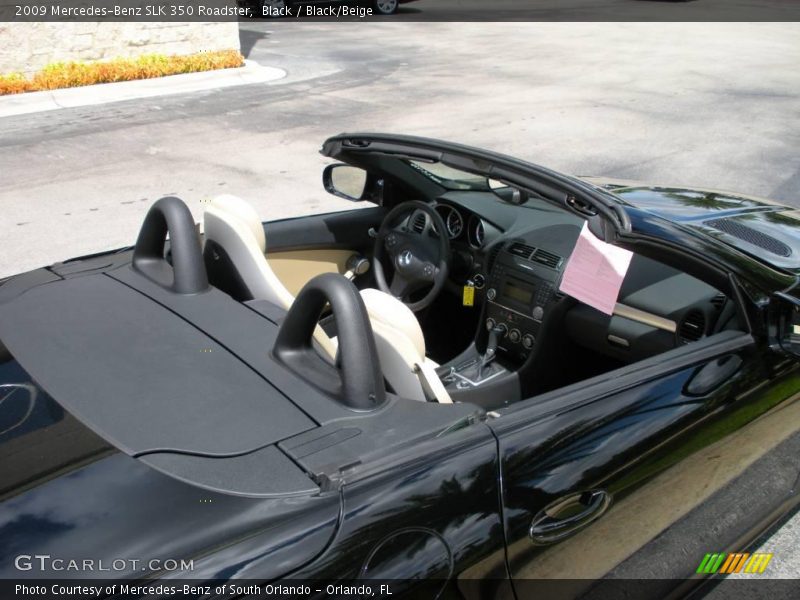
[[435, 203, 487, 249]]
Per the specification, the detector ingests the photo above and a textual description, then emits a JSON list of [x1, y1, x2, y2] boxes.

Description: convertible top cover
[[0, 255, 476, 497]]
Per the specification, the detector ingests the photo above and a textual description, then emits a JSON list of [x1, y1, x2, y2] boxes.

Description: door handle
[[529, 489, 611, 545]]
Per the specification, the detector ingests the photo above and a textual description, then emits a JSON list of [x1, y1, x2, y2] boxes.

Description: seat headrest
[[359, 288, 426, 359], [208, 194, 266, 253]]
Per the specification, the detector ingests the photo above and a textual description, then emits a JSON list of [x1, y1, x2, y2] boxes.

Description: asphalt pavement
[[2, 22, 799, 278], [0, 19, 799, 582]]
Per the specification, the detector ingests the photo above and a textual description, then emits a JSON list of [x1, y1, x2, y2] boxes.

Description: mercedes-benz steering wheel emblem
[[397, 250, 413, 269]]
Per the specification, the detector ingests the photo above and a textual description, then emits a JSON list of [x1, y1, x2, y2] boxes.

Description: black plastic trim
[[274, 273, 386, 410], [132, 196, 209, 295]]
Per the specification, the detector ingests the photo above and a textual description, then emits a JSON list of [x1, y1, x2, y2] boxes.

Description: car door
[[489, 328, 800, 597], [263, 206, 387, 293]]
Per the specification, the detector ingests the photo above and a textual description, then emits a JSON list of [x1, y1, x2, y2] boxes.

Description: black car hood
[[585, 179, 800, 273]]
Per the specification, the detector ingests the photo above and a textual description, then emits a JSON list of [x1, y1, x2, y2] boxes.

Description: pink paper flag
[[559, 222, 633, 315]]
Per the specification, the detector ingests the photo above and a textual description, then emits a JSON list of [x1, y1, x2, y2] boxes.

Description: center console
[[439, 239, 566, 399], [484, 241, 563, 363]]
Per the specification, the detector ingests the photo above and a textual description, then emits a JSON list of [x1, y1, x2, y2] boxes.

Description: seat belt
[[414, 361, 453, 404]]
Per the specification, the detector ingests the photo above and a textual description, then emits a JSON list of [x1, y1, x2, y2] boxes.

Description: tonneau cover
[[0, 260, 482, 497], [0, 272, 316, 457]]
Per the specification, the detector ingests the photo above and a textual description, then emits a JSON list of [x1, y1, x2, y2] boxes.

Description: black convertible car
[[2, 134, 800, 598]]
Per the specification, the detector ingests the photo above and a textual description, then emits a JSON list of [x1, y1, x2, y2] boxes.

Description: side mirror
[[773, 292, 800, 358], [323, 164, 368, 201], [487, 178, 529, 205]]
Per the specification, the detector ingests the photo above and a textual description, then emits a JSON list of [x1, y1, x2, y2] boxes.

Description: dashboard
[[413, 192, 730, 367]]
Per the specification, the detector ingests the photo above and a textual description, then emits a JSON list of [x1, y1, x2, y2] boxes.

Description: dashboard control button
[[522, 334, 535, 349], [532, 306, 544, 321], [473, 274, 485, 289], [509, 329, 521, 343], [487, 288, 497, 300], [496, 323, 508, 337], [486, 318, 496, 330]]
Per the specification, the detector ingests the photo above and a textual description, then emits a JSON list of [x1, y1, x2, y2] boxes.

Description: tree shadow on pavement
[[239, 27, 269, 59]]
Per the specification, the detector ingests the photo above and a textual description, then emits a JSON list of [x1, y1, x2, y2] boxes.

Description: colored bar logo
[[696, 552, 773, 575]]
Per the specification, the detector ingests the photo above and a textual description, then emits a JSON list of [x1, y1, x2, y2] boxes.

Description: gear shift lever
[[437, 321, 509, 388], [479, 324, 505, 380]]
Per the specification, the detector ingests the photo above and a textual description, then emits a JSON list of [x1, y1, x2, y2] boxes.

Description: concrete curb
[[0, 59, 286, 118]]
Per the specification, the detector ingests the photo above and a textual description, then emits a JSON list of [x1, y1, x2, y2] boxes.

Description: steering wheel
[[373, 201, 450, 312]]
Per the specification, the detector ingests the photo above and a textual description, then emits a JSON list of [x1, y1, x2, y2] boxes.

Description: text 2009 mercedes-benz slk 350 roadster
[[2, 134, 800, 597]]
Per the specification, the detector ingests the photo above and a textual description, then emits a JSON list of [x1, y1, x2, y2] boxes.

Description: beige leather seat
[[203, 195, 338, 359], [358, 288, 451, 404], [203, 195, 452, 404]]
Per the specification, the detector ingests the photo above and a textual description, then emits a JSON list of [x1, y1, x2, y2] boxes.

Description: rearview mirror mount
[[487, 177, 530, 205]]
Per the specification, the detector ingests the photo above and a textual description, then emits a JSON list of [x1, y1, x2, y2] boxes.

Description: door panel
[[264, 206, 386, 253], [491, 335, 800, 594], [263, 206, 387, 292], [267, 249, 356, 296]]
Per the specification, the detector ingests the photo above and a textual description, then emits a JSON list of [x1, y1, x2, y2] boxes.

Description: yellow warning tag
[[463, 285, 475, 307]]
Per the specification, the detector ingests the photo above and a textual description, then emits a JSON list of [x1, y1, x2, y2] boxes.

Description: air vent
[[411, 213, 426, 234], [507, 242, 535, 259], [706, 218, 792, 257], [532, 248, 562, 269], [487, 243, 504, 272], [711, 293, 727, 310], [678, 310, 706, 344]]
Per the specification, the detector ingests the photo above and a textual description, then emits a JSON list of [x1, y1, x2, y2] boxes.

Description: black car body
[[2, 134, 800, 598]]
